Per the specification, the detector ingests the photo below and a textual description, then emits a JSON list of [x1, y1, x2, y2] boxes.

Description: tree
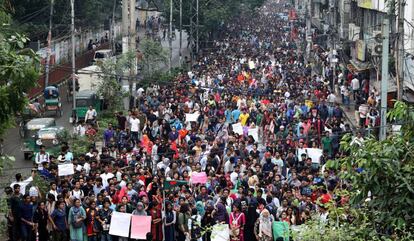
[[140, 37, 169, 78], [0, 9, 40, 137], [295, 101, 414, 240], [7, 0, 119, 41], [96, 51, 135, 112]]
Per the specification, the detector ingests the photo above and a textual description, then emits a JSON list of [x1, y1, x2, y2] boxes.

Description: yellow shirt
[[239, 113, 250, 126]]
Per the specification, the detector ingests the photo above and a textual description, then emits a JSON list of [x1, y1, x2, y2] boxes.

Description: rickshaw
[[43, 85, 63, 117], [74, 90, 102, 123], [21, 118, 56, 160], [17, 103, 43, 137]]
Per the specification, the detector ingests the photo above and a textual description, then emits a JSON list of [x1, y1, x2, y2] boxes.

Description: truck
[[74, 65, 104, 122]]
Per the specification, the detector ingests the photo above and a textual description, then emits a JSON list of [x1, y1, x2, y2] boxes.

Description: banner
[[211, 224, 230, 241], [191, 172, 208, 184], [232, 123, 243, 135], [130, 215, 152, 240], [297, 148, 322, 163], [109, 211, 132, 238], [186, 112, 200, 122], [248, 127, 259, 141], [272, 221, 289, 241], [58, 164, 74, 176]]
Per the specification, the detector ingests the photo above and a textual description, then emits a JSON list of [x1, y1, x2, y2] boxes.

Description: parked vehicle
[[21, 118, 57, 160], [74, 90, 102, 122], [43, 86, 63, 117]]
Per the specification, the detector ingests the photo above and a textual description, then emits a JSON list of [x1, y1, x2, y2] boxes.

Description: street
[[1, 28, 189, 185]]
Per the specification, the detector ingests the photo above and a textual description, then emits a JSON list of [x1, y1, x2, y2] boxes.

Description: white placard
[[186, 112, 200, 122], [296, 148, 323, 163], [58, 164, 74, 176], [211, 224, 230, 241], [109, 211, 132, 238], [248, 127, 259, 141], [232, 123, 243, 135]]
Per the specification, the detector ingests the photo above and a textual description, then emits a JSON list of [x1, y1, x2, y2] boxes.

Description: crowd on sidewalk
[[5, 1, 367, 241]]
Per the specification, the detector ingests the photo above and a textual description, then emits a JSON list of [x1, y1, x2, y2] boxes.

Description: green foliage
[[320, 101, 414, 239], [164, 0, 265, 41], [140, 37, 169, 78], [0, 10, 40, 137], [96, 52, 134, 112], [140, 67, 182, 88], [7, 0, 118, 41]]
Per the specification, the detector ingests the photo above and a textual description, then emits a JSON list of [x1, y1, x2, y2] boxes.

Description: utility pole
[[179, 0, 182, 65], [196, 0, 199, 54], [45, 0, 54, 87], [110, 0, 117, 53], [71, 0, 76, 110], [329, 0, 337, 92], [122, 0, 129, 54], [305, 0, 312, 62], [380, 19, 389, 141], [169, 0, 173, 72], [396, 0, 405, 101], [129, 0, 136, 109]]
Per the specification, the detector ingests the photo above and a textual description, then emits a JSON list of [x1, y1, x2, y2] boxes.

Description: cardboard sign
[[211, 224, 230, 241], [130, 215, 152, 239], [232, 123, 243, 135], [186, 112, 200, 122], [109, 211, 132, 238], [191, 172, 208, 184], [58, 164, 74, 176]]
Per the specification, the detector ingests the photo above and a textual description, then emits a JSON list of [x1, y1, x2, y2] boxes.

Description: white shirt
[[129, 118, 140, 132], [85, 109, 97, 121], [100, 172, 115, 188], [351, 78, 360, 90]]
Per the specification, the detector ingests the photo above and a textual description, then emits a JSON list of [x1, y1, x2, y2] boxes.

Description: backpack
[[190, 216, 202, 240]]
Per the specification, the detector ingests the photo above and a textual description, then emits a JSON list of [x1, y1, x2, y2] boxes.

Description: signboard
[[356, 40, 366, 62], [357, 0, 373, 9], [130, 216, 152, 239], [109, 212, 132, 238]]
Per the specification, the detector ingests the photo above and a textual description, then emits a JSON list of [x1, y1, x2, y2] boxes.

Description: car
[[92, 49, 114, 64], [21, 118, 57, 160]]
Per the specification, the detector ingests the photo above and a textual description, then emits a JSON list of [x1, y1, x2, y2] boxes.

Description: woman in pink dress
[[230, 203, 246, 241]]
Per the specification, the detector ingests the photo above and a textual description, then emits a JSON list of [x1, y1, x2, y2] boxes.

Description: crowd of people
[[5, 1, 367, 241]]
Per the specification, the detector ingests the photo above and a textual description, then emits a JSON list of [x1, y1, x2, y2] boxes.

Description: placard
[[109, 211, 132, 238], [191, 172, 208, 184], [130, 215, 152, 239], [232, 123, 243, 135], [296, 148, 322, 163], [58, 164, 74, 176], [248, 127, 259, 141], [211, 224, 230, 241], [186, 112, 200, 122]]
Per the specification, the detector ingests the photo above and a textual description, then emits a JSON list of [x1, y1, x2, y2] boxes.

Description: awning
[[348, 59, 372, 73]]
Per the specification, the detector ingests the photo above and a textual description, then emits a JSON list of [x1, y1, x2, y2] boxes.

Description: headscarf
[[132, 202, 147, 216], [258, 209, 273, 237], [214, 202, 228, 223], [196, 201, 205, 217]]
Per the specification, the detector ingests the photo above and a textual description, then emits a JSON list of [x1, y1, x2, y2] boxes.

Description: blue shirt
[[231, 109, 241, 123], [20, 203, 34, 222], [51, 209, 66, 231], [225, 110, 232, 123]]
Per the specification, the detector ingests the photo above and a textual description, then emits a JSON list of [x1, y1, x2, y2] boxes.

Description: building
[[300, 0, 414, 101]]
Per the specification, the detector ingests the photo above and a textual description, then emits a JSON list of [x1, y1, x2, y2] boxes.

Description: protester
[[6, 1, 366, 241]]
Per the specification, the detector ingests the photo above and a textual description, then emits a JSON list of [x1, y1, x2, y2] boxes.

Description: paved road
[[1, 28, 189, 185]]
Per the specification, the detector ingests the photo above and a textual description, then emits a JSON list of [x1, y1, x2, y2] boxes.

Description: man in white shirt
[[129, 115, 140, 144], [34, 145, 50, 168], [85, 106, 97, 124], [351, 76, 360, 100], [100, 165, 115, 188]]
